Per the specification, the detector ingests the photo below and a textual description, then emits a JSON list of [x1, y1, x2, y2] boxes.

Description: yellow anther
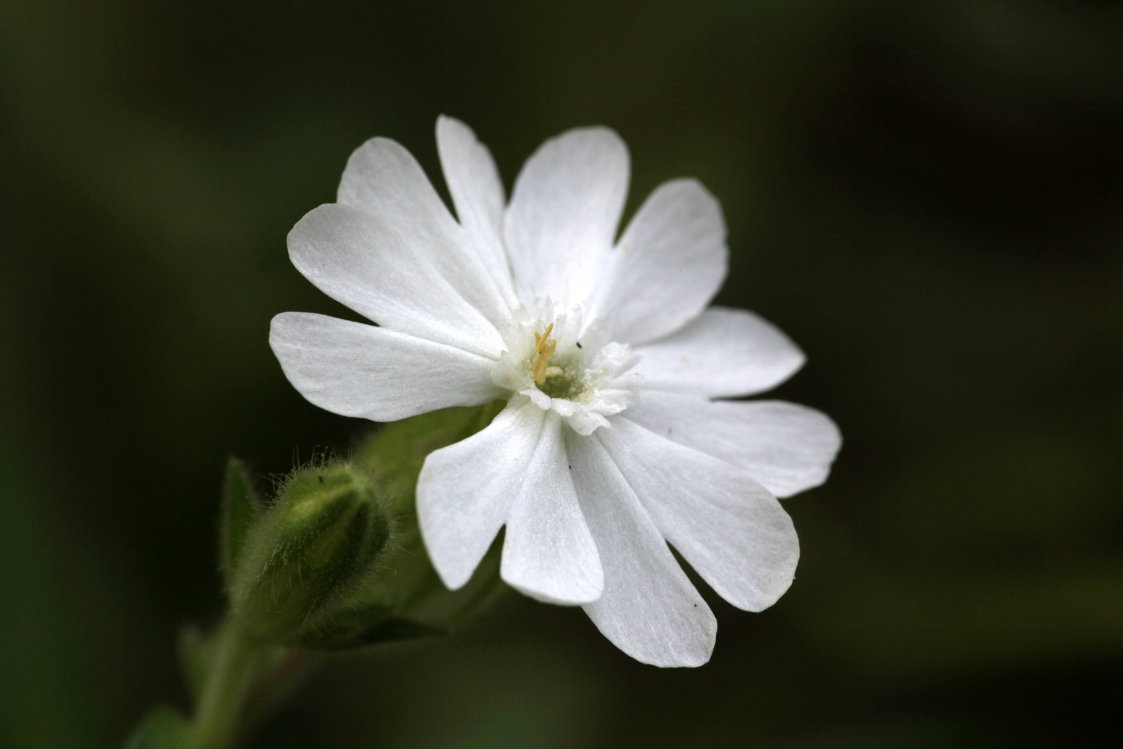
[[532, 323, 557, 384]]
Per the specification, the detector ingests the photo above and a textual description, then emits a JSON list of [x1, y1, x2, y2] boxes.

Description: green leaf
[[177, 625, 213, 703], [122, 707, 193, 749], [220, 458, 263, 586]]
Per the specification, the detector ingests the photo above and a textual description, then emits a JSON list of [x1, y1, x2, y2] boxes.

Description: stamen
[[531, 323, 557, 384]]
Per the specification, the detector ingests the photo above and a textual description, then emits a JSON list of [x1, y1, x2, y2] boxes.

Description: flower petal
[[633, 307, 804, 397], [418, 400, 602, 606], [336, 136, 514, 329], [584, 179, 727, 344], [566, 431, 716, 667], [501, 408, 603, 605], [504, 127, 629, 310], [435, 116, 518, 308], [287, 203, 504, 357], [599, 418, 799, 613], [270, 312, 499, 421], [416, 403, 523, 590], [627, 391, 841, 498]]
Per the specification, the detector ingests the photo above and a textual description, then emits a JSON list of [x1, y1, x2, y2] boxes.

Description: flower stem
[[189, 618, 269, 749]]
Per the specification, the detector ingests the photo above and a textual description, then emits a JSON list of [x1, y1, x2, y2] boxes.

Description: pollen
[[531, 323, 557, 384]]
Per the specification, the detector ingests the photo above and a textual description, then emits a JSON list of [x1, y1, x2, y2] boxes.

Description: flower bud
[[228, 461, 390, 644]]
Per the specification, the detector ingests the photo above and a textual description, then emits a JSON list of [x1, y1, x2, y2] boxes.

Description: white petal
[[435, 116, 518, 308], [633, 307, 804, 397], [501, 409, 603, 605], [418, 400, 602, 605], [600, 418, 799, 613], [627, 391, 841, 498], [336, 136, 514, 329], [287, 204, 503, 357], [584, 179, 727, 344], [566, 432, 716, 667], [504, 127, 629, 310], [269, 312, 499, 422], [417, 403, 523, 590]]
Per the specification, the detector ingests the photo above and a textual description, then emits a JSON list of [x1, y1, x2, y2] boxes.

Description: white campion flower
[[270, 116, 841, 667]]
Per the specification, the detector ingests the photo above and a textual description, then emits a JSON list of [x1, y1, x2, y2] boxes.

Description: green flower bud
[[228, 461, 391, 645]]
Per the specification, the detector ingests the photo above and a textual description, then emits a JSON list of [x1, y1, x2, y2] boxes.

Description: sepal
[[340, 404, 510, 641], [354, 402, 503, 511], [292, 600, 443, 651]]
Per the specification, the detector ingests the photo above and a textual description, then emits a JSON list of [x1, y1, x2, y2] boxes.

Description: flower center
[[490, 305, 641, 435], [529, 323, 585, 400]]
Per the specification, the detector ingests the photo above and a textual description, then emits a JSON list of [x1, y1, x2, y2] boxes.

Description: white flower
[[270, 116, 841, 667]]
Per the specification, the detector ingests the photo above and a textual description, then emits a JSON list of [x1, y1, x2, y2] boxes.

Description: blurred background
[[2, 0, 1121, 746]]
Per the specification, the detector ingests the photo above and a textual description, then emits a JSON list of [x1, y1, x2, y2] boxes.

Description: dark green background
[[3, 1, 1121, 746]]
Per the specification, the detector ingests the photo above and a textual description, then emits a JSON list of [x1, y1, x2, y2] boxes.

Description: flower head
[[270, 117, 841, 666]]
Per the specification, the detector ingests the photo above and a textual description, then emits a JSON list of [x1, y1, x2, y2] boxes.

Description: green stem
[[189, 618, 266, 749], [240, 649, 318, 737]]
